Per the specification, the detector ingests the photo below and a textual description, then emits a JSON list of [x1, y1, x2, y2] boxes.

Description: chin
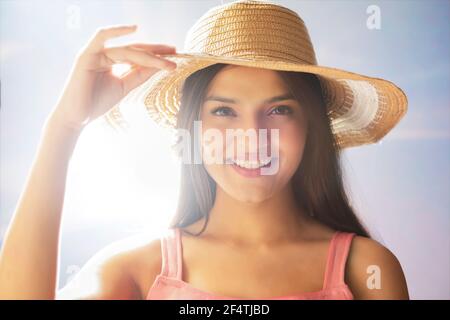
[[225, 184, 276, 204]]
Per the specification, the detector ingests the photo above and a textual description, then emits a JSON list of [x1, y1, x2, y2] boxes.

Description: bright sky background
[[1, 0, 449, 299]]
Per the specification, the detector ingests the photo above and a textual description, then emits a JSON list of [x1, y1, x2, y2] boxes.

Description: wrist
[[44, 111, 86, 134]]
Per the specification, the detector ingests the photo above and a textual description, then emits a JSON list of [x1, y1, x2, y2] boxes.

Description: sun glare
[[63, 117, 181, 238], [112, 63, 132, 78]]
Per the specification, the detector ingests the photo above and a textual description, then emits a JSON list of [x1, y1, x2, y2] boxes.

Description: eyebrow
[[204, 93, 296, 105]]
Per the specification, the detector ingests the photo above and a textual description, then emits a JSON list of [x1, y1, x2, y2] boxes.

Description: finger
[[104, 47, 177, 70], [127, 43, 177, 53], [120, 66, 159, 96], [124, 44, 177, 58], [86, 25, 137, 53]]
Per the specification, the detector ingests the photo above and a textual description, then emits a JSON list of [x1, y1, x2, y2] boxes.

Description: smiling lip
[[229, 160, 272, 178]]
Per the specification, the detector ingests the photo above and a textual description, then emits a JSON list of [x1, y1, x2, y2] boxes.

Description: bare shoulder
[[57, 231, 163, 300], [346, 235, 409, 300]]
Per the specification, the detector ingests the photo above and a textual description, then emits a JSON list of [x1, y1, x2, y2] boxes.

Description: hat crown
[[184, 0, 317, 65]]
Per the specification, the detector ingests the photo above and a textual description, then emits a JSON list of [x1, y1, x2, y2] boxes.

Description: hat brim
[[103, 52, 407, 149]]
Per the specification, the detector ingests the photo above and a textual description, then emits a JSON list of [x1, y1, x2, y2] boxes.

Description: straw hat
[[103, 0, 407, 149]]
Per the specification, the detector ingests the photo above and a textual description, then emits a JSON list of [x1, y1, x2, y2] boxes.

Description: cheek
[[200, 126, 228, 183], [278, 121, 307, 174]]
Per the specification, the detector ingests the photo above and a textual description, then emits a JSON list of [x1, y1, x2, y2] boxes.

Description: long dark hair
[[169, 63, 370, 238]]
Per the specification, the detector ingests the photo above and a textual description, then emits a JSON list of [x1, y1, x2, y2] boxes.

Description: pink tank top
[[146, 227, 356, 300]]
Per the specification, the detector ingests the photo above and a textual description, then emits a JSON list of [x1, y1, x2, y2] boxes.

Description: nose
[[240, 112, 265, 132], [231, 113, 272, 160]]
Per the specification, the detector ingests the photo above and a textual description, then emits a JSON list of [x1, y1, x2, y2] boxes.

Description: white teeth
[[233, 158, 271, 169]]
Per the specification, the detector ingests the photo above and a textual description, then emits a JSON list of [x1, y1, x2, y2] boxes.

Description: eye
[[210, 106, 236, 117], [269, 105, 293, 116]]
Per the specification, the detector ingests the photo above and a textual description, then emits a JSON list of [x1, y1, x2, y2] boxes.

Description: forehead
[[206, 65, 289, 95]]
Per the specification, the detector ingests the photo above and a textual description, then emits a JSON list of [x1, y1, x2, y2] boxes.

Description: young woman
[[0, 0, 409, 300]]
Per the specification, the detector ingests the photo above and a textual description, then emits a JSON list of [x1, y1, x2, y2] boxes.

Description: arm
[[0, 121, 158, 300], [346, 236, 410, 300], [0, 121, 81, 299], [0, 24, 177, 299]]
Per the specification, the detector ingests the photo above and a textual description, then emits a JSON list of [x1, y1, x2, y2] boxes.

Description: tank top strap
[[159, 227, 183, 280], [322, 231, 356, 290]]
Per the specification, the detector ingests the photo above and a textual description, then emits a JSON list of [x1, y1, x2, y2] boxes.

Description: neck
[[202, 182, 312, 245]]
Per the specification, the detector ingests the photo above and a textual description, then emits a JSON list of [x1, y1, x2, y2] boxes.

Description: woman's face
[[200, 65, 308, 203]]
